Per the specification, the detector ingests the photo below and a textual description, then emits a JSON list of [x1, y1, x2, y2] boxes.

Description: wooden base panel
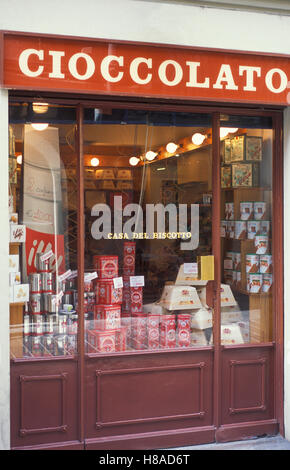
[[85, 426, 216, 450], [11, 440, 85, 450], [215, 419, 279, 443]]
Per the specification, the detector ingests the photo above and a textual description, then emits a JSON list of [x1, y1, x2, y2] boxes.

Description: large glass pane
[[9, 102, 78, 358], [220, 115, 273, 345], [83, 108, 213, 353]]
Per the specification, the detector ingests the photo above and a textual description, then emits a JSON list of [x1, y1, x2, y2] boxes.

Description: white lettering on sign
[[213, 64, 238, 90], [100, 55, 124, 82], [158, 59, 183, 87], [239, 65, 261, 91], [68, 52, 95, 80], [49, 50, 65, 78], [265, 68, 288, 93], [19, 49, 44, 77], [186, 61, 210, 88], [16, 48, 289, 97], [130, 57, 152, 85]]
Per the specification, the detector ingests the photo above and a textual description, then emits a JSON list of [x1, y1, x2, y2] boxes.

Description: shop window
[[220, 115, 273, 345], [9, 102, 78, 358], [83, 108, 213, 353]]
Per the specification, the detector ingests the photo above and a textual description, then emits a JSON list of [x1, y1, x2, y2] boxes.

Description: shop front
[[1, 31, 286, 450]]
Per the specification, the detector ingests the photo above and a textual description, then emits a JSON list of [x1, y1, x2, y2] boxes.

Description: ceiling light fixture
[[191, 133, 206, 146], [90, 157, 100, 167], [32, 102, 49, 114], [145, 150, 157, 161], [129, 157, 140, 166], [31, 123, 49, 131], [166, 142, 178, 153], [220, 127, 239, 138]]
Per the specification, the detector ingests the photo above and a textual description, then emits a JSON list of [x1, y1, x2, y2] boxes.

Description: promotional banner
[[22, 125, 65, 278]]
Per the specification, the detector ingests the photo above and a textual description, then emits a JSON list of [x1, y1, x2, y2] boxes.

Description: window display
[[83, 108, 213, 353], [9, 103, 78, 358], [220, 116, 273, 344], [8, 104, 275, 359]]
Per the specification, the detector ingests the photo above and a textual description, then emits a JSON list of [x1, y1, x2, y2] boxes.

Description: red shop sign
[[1, 31, 290, 105]]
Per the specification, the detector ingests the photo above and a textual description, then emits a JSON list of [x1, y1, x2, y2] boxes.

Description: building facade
[[1, 0, 290, 450]]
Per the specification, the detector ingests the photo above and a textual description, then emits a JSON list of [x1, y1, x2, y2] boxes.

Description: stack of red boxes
[[122, 242, 136, 314], [160, 314, 176, 348], [147, 313, 160, 349], [87, 255, 125, 353], [176, 313, 191, 347]]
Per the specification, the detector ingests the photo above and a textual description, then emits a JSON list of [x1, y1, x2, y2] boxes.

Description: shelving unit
[[221, 183, 273, 343]]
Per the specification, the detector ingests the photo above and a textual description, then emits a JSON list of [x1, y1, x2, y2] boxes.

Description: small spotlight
[[129, 157, 140, 166], [90, 157, 100, 167], [166, 142, 178, 153]]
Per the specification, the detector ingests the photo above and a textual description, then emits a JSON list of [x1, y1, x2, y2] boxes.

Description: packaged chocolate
[[246, 254, 260, 273], [95, 279, 123, 305], [259, 254, 272, 274], [247, 221, 261, 240], [240, 202, 254, 220], [254, 202, 267, 220], [247, 273, 263, 293], [262, 274, 273, 293], [225, 202, 234, 220], [254, 235, 269, 255], [234, 221, 247, 239], [93, 255, 118, 279]]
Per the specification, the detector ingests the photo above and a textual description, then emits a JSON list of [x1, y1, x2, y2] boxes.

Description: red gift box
[[122, 275, 131, 313], [115, 326, 127, 352], [130, 286, 143, 314], [94, 304, 121, 330], [160, 314, 176, 348], [132, 312, 147, 348], [93, 255, 118, 279], [95, 279, 123, 305], [147, 313, 160, 349], [121, 314, 132, 347], [87, 329, 116, 353], [123, 241, 136, 276], [177, 313, 191, 347]]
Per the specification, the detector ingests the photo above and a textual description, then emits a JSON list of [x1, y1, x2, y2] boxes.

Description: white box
[[220, 323, 244, 345], [159, 285, 203, 310], [190, 329, 208, 346], [175, 264, 207, 286], [189, 308, 213, 330], [13, 284, 29, 303], [220, 284, 237, 307], [143, 303, 164, 314], [9, 254, 19, 273], [237, 320, 250, 343], [9, 272, 21, 286], [221, 306, 242, 323], [10, 224, 26, 243]]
